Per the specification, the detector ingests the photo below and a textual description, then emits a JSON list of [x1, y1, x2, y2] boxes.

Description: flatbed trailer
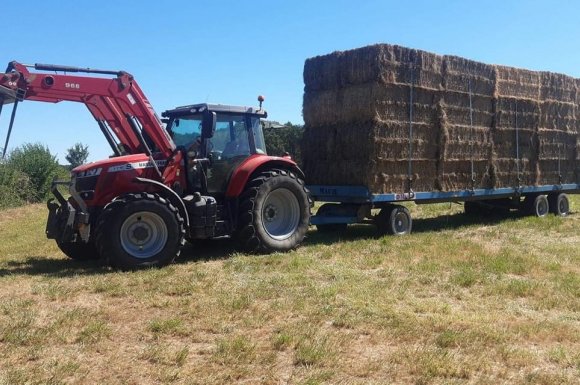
[[308, 184, 580, 235]]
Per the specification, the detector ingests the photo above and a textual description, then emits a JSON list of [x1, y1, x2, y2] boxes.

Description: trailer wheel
[[524, 195, 549, 217], [548, 193, 570, 216], [237, 169, 311, 253], [376, 205, 412, 236], [315, 203, 348, 232], [95, 193, 185, 269], [57, 241, 100, 261]]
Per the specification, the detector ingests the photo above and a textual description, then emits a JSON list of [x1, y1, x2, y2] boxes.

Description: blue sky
[[1, 0, 579, 163]]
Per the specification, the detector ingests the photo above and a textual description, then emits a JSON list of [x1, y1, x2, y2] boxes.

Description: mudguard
[[225, 154, 305, 198]]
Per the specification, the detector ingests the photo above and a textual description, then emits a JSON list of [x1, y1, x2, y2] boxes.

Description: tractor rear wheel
[[237, 169, 311, 253], [95, 193, 185, 269], [57, 241, 100, 261]]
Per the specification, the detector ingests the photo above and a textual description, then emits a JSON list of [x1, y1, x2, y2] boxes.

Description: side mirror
[[202, 111, 216, 138]]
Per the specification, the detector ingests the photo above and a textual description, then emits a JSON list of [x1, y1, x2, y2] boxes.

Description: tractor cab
[[162, 102, 268, 197]]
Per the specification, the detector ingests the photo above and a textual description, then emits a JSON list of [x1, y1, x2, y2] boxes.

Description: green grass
[[0, 199, 579, 384]]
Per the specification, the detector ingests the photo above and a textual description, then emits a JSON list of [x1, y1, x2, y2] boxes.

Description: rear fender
[[225, 154, 305, 198]]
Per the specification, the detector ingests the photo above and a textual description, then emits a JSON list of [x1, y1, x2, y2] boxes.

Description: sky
[[1, 0, 580, 163]]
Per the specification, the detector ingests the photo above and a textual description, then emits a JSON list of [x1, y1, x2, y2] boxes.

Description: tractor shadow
[[304, 209, 523, 246], [0, 239, 236, 278], [178, 237, 238, 263], [0, 211, 530, 277], [0, 256, 109, 278]]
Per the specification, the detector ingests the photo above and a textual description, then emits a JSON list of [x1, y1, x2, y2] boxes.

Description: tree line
[[263, 122, 304, 166]]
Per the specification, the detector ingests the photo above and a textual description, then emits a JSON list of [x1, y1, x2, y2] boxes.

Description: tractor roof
[[162, 103, 267, 118]]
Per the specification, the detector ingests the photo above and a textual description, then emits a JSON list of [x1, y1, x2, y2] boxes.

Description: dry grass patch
[[1, 197, 579, 384]]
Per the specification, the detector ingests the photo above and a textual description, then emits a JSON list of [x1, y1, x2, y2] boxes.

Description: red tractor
[[0, 62, 311, 269]]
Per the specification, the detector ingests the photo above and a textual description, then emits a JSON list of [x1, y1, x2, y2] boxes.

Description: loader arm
[[0, 61, 175, 158]]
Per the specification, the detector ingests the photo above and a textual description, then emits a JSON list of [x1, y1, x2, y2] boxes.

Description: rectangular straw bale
[[373, 159, 437, 192], [439, 160, 491, 190], [443, 56, 496, 96], [443, 91, 494, 111], [445, 73, 495, 95], [538, 129, 575, 151], [304, 159, 374, 186], [540, 72, 577, 103], [374, 121, 437, 142], [303, 83, 439, 126], [445, 141, 491, 160], [539, 101, 576, 130], [537, 160, 578, 184], [446, 125, 490, 143], [374, 138, 437, 160], [374, 101, 436, 125], [493, 158, 536, 187], [496, 66, 540, 99], [386, 53, 443, 89], [493, 128, 536, 160], [301, 123, 373, 163], [495, 97, 540, 129], [304, 44, 445, 92], [444, 55, 496, 78], [337, 44, 386, 87], [444, 105, 494, 127], [302, 85, 375, 126], [303, 53, 341, 92]]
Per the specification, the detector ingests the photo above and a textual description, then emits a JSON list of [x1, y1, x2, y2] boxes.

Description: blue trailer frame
[[308, 184, 580, 226]]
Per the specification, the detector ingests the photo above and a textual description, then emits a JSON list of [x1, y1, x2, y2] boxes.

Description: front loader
[[0, 61, 311, 269]]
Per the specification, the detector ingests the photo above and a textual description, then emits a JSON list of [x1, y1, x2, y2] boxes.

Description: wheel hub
[[261, 188, 300, 241], [264, 204, 278, 222], [132, 225, 149, 242], [120, 211, 168, 259]]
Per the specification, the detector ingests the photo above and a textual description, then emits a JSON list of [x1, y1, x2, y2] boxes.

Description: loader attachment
[[0, 86, 25, 158]]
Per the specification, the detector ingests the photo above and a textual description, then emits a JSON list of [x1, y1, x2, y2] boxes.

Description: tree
[[0, 163, 33, 208], [7, 143, 61, 202], [65, 142, 89, 169], [263, 122, 304, 166]]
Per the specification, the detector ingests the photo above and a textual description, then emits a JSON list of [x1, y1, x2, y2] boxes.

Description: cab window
[[170, 118, 202, 148], [211, 114, 250, 158]]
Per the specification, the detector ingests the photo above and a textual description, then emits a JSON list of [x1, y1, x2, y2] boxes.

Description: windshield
[[213, 114, 250, 158], [168, 113, 266, 157]]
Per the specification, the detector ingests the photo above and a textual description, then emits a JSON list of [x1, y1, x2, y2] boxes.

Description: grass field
[[0, 199, 579, 385]]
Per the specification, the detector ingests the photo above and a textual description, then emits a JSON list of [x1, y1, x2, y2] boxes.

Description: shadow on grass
[[0, 238, 237, 278], [304, 210, 523, 246], [178, 237, 237, 263], [413, 209, 523, 233], [0, 256, 109, 278], [0, 211, 528, 277]]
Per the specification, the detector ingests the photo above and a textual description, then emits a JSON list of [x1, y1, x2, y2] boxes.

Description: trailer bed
[[309, 184, 580, 227]]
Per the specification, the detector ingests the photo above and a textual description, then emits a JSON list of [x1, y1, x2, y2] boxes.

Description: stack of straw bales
[[302, 44, 580, 193]]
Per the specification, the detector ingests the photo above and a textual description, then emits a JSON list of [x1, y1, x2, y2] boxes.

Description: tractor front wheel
[[95, 193, 185, 269], [237, 169, 311, 253]]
